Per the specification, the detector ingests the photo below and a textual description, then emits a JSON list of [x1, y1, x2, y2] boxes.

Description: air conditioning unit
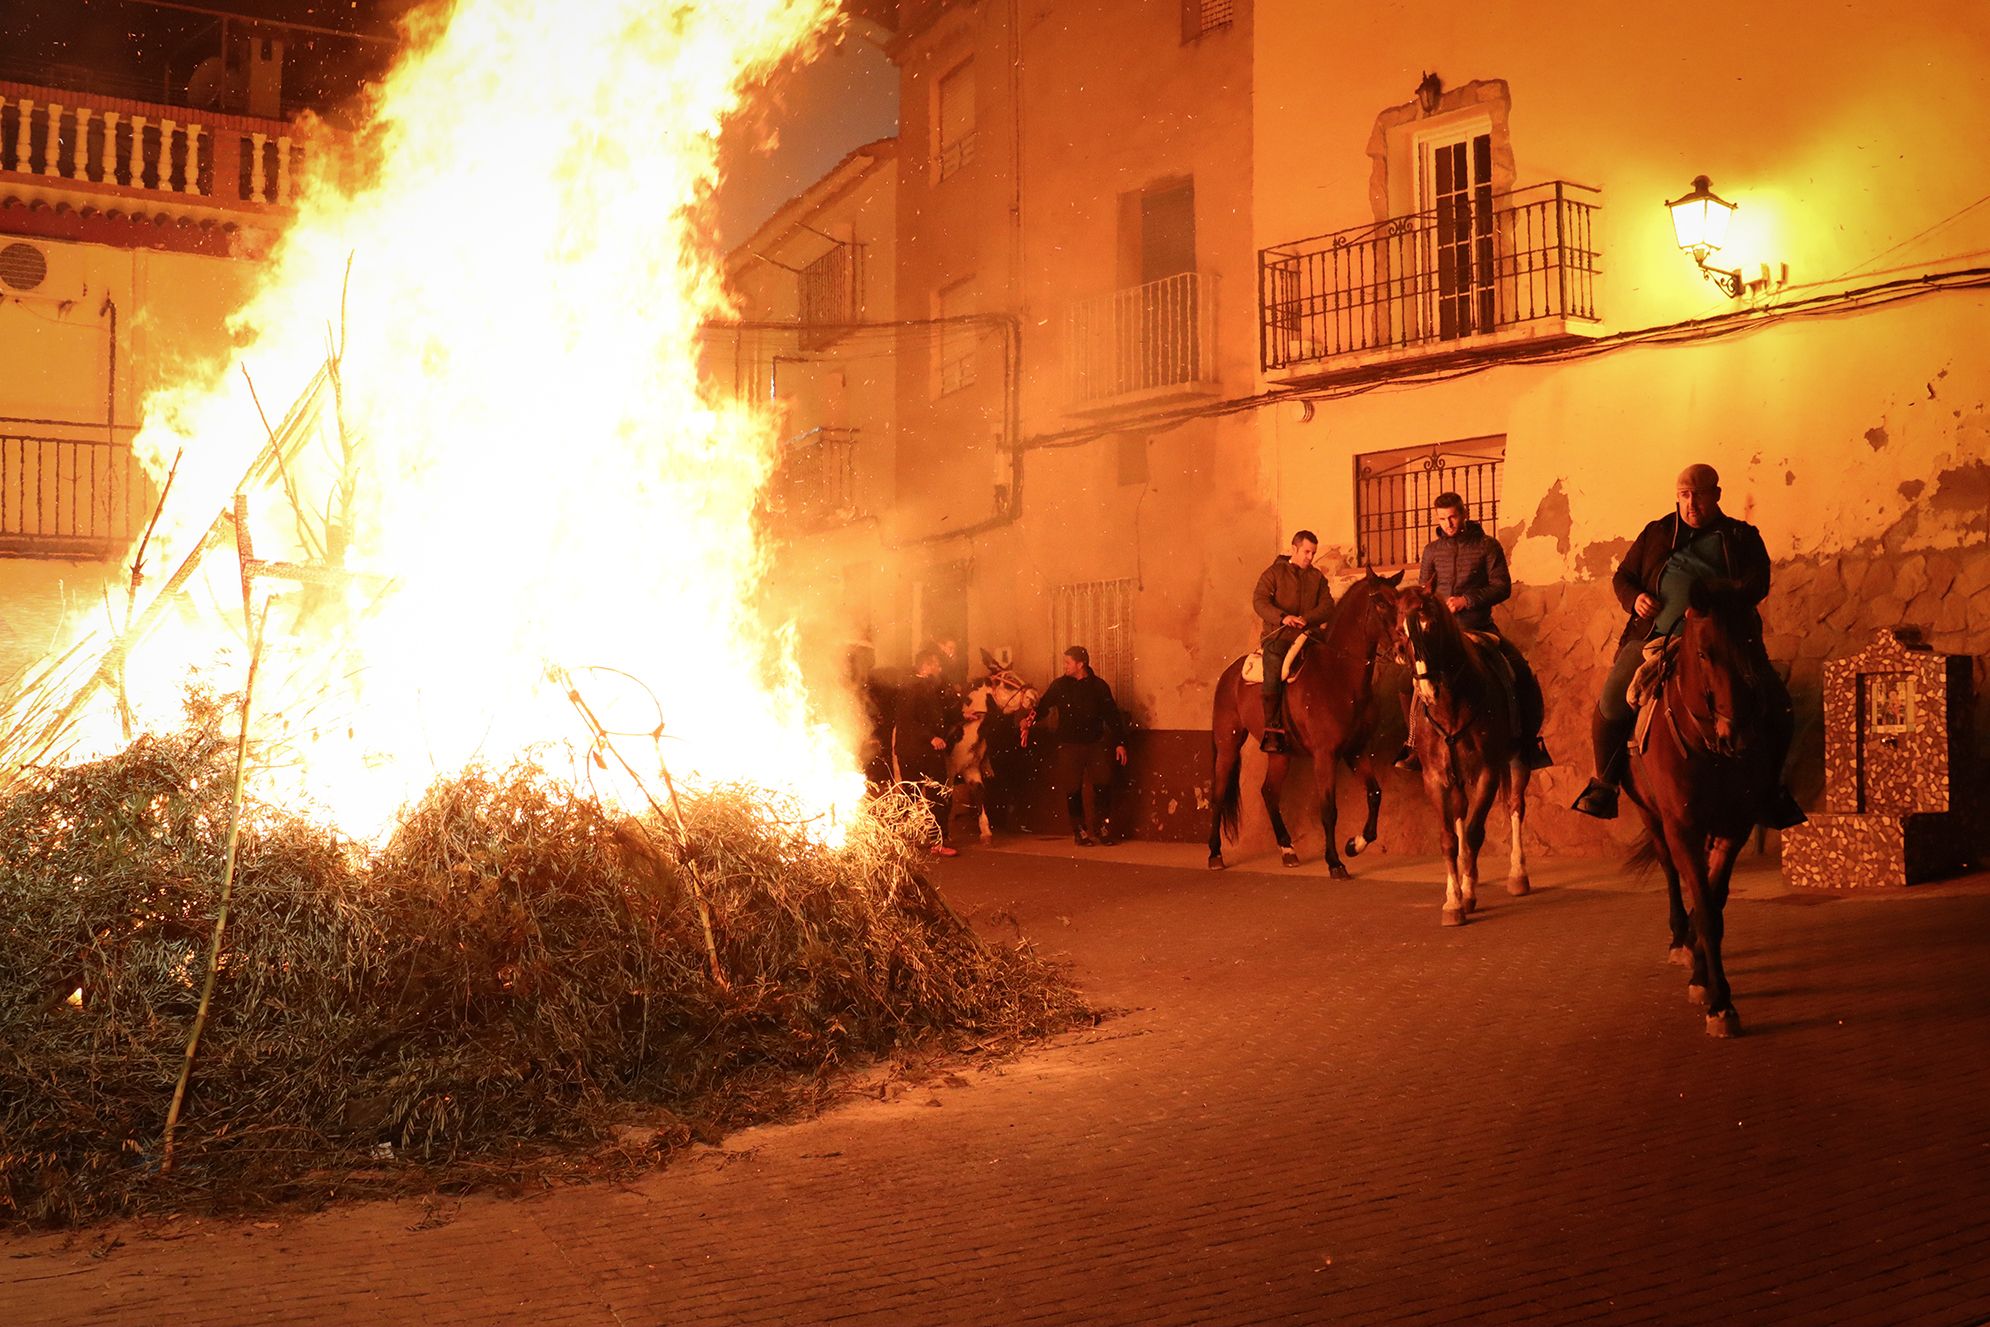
[[0, 238, 90, 303]]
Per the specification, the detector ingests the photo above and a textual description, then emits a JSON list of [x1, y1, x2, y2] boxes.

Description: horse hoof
[[1208, 855, 1226, 871], [1328, 863, 1351, 880], [1506, 874, 1531, 897], [1343, 836, 1365, 858], [1441, 907, 1466, 927], [1705, 1009, 1741, 1038], [1281, 848, 1301, 868], [1464, 895, 1478, 915], [1687, 984, 1708, 1007], [1667, 946, 1694, 968]]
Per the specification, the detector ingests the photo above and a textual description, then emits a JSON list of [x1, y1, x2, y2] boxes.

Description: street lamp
[[1664, 175, 1744, 298]]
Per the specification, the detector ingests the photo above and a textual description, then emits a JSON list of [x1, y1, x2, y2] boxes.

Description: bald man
[[1571, 464, 1805, 828]]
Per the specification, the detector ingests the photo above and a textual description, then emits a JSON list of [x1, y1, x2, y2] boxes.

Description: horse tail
[[1213, 735, 1243, 842], [1624, 827, 1663, 880]]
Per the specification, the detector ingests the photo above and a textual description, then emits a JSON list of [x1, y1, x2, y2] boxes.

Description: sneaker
[[1762, 787, 1807, 831], [1073, 829, 1096, 847], [1571, 779, 1619, 820], [1522, 737, 1554, 771], [928, 844, 959, 858], [1394, 743, 1422, 772], [1259, 728, 1288, 755]]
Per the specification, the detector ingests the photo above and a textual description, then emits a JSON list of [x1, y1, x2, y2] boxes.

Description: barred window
[[936, 276, 979, 396], [1354, 435, 1504, 569], [1050, 578, 1135, 708], [798, 242, 860, 351], [1182, 0, 1235, 41], [936, 60, 977, 181]]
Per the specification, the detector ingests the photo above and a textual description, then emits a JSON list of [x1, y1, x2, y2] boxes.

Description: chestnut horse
[[1392, 585, 1533, 925], [1623, 581, 1777, 1038], [1207, 569, 1402, 873]]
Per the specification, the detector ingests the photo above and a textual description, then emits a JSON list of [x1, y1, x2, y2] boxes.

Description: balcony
[[1061, 272, 1210, 410], [0, 426, 153, 559], [765, 427, 865, 531], [0, 80, 304, 216], [1259, 181, 1599, 373]]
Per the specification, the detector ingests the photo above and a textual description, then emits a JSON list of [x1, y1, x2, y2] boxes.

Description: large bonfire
[[0, 0, 1081, 1225]]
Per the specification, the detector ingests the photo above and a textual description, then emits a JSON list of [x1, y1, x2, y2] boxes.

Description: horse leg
[[1342, 752, 1383, 860], [1699, 836, 1743, 1036], [1436, 787, 1466, 925], [1662, 821, 1722, 1025], [1207, 725, 1244, 870], [1261, 754, 1300, 867], [1319, 761, 1351, 880], [1504, 758, 1532, 896], [1457, 766, 1500, 917]]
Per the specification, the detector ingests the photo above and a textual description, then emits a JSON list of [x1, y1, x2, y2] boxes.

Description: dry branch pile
[[0, 698, 1083, 1225]]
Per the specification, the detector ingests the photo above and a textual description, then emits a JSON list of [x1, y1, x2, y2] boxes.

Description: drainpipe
[[101, 293, 117, 442]]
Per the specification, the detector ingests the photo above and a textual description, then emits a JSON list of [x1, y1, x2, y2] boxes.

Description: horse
[[947, 652, 1040, 841], [1392, 585, 1534, 926], [1207, 569, 1403, 873], [1622, 580, 1778, 1038]]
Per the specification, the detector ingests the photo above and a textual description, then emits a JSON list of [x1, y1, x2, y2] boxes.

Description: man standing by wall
[[1022, 646, 1129, 846], [895, 648, 963, 856], [1252, 530, 1334, 754]]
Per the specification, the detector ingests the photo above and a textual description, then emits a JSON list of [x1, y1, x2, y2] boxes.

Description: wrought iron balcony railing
[[766, 427, 863, 530], [0, 428, 152, 558], [1062, 271, 1205, 408], [1259, 181, 1599, 371], [0, 80, 303, 207]]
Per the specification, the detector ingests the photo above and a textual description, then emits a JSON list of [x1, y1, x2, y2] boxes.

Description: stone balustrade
[[0, 80, 301, 207]]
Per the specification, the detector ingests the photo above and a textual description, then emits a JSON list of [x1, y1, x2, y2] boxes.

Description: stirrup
[[1762, 788, 1807, 831], [1522, 738, 1554, 771], [1571, 779, 1619, 820]]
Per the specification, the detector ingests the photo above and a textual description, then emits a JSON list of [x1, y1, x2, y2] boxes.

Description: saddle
[[1240, 632, 1310, 686], [1630, 635, 1680, 754]]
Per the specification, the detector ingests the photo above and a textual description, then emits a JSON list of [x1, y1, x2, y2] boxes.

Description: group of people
[[889, 637, 1129, 856], [888, 459, 1805, 859], [1252, 464, 1803, 829]]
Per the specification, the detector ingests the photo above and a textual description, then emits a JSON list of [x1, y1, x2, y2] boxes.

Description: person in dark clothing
[[1401, 492, 1552, 771], [1252, 530, 1334, 754], [1021, 645, 1129, 846], [1570, 464, 1805, 828], [895, 648, 963, 856]]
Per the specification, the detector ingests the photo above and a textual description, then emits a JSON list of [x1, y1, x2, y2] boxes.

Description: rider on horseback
[[1571, 463, 1806, 828], [1252, 530, 1334, 754], [1397, 491, 1553, 772]]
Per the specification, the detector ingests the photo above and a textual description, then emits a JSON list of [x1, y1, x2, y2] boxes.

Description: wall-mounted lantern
[[1664, 174, 1744, 298]]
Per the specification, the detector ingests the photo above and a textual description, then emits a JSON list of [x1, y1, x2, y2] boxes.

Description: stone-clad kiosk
[[1782, 629, 1972, 888]]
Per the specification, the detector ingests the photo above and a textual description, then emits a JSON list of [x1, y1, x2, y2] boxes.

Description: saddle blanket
[[1631, 635, 1679, 753], [1240, 633, 1310, 686]]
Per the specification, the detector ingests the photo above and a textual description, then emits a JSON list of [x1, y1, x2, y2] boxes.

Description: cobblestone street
[[6, 841, 1989, 1326]]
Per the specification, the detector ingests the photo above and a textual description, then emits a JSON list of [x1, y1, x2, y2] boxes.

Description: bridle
[[1398, 595, 1478, 749]]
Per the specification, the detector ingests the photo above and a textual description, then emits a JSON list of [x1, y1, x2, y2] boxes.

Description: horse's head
[[1391, 583, 1463, 698], [1679, 578, 1768, 755], [978, 665, 1040, 719], [1337, 567, 1406, 653]]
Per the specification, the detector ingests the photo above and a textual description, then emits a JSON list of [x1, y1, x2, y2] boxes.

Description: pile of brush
[[0, 697, 1082, 1225]]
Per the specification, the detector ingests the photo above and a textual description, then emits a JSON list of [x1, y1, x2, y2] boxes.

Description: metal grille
[[798, 242, 860, 351], [0, 432, 150, 558], [1197, 0, 1235, 32], [1062, 272, 1203, 406], [766, 427, 861, 529], [1260, 181, 1599, 370], [937, 129, 977, 181], [1354, 437, 1504, 569], [1050, 578, 1135, 705]]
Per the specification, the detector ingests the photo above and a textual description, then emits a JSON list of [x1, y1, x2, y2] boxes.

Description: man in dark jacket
[[1022, 645, 1129, 846], [1252, 529, 1334, 754], [895, 648, 964, 856], [1402, 492, 1552, 770], [1571, 464, 1804, 828]]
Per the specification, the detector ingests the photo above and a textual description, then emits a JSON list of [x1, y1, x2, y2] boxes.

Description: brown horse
[[1623, 580, 1778, 1038], [1393, 585, 1534, 925], [1207, 569, 1402, 873]]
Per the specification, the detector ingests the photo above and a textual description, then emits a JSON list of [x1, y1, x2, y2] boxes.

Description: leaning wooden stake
[[160, 596, 271, 1176]]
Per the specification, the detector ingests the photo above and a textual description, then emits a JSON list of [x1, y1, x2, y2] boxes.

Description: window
[[1051, 578, 1135, 707], [936, 276, 978, 396], [936, 60, 977, 181], [1422, 130, 1495, 340], [1182, 0, 1235, 40], [1353, 435, 1504, 569], [798, 241, 860, 351]]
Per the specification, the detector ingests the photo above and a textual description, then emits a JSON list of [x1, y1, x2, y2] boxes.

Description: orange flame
[[51, 0, 859, 840]]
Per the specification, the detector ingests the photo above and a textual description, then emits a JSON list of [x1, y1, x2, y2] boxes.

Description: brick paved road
[[6, 842, 1989, 1327]]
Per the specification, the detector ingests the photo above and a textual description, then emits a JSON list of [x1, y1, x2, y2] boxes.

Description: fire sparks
[[19, 0, 860, 840]]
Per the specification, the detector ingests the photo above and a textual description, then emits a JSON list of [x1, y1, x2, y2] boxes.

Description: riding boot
[[1572, 709, 1633, 819], [1260, 674, 1287, 754], [1759, 687, 1806, 830], [1500, 641, 1554, 770]]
